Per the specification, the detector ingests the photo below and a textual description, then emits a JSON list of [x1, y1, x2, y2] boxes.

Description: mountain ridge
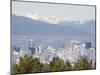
[[12, 15, 95, 37], [13, 12, 95, 25]]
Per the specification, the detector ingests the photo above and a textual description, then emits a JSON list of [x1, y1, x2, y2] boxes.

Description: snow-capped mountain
[[13, 12, 68, 24], [12, 15, 95, 36], [13, 12, 93, 25], [12, 11, 95, 38]]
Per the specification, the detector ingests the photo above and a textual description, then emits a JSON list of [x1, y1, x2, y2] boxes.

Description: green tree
[[49, 57, 72, 72], [12, 55, 44, 75], [74, 57, 91, 70], [63, 59, 72, 71], [49, 57, 64, 72]]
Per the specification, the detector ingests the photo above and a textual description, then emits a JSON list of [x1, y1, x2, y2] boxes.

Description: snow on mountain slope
[[13, 12, 68, 24]]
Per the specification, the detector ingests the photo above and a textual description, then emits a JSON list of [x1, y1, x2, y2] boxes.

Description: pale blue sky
[[12, 1, 95, 21]]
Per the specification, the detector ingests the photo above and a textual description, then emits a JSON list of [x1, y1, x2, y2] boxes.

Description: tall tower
[[28, 39, 36, 55], [85, 42, 92, 49], [38, 46, 42, 54]]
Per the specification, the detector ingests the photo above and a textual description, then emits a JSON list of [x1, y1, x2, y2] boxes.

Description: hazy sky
[[12, 1, 95, 21]]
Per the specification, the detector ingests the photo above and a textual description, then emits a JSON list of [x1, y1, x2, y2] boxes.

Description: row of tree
[[11, 55, 95, 75]]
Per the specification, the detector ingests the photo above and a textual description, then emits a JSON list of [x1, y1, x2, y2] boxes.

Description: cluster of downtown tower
[[12, 38, 96, 68]]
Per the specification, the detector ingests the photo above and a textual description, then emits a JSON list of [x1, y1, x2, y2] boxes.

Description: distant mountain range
[[13, 12, 67, 24], [12, 15, 95, 37], [59, 20, 95, 34]]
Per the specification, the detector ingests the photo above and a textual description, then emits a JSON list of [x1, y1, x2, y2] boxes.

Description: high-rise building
[[85, 42, 92, 49], [19, 47, 31, 57], [70, 40, 80, 50], [38, 46, 42, 54], [12, 50, 19, 64], [13, 46, 20, 52], [28, 39, 36, 55]]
